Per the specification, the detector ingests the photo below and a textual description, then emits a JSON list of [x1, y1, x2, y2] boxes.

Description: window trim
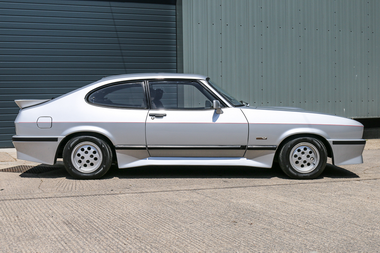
[[146, 79, 227, 110], [85, 78, 229, 110]]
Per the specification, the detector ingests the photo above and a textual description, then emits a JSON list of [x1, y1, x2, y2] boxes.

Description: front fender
[[278, 127, 330, 144]]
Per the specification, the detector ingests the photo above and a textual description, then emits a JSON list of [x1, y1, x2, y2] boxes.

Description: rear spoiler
[[15, 99, 50, 109]]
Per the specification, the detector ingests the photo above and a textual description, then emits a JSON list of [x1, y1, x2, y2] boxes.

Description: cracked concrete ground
[[0, 140, 379, 252]]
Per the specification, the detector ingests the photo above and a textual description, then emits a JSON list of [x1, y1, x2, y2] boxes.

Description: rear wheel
[[63, 136, 112, 179], [279, 137, 327, 179]]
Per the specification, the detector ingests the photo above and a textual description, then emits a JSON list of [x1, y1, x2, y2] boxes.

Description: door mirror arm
[[213, 100, 223, 114]]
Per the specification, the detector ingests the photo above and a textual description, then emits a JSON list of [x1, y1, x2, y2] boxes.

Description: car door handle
[[149, 113, 167, 118]]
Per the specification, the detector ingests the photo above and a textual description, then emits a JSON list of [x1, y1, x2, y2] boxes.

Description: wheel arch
[[275, 133, 333, 161], [56, 131, 117, 163]]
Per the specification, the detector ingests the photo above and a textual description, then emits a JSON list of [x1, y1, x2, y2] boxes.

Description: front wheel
[[63, 136, 113, 179], [279, 137, 327, 179]]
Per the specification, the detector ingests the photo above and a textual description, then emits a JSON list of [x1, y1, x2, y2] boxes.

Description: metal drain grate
[[0, 165, 61, 174]]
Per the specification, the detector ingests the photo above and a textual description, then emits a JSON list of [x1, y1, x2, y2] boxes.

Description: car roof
[[99, 73, 208, 82]]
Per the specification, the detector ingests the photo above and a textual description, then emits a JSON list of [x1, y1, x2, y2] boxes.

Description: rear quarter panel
[[14, 85, 148, 165]]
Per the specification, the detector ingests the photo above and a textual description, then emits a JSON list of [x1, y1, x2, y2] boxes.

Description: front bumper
[[329, 139, 366, 166]]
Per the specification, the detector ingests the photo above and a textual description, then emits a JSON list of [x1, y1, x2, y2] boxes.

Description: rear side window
[[87, 82, 146, 109]]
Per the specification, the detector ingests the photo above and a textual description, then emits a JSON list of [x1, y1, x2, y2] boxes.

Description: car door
[[146, 79, 248, 157]]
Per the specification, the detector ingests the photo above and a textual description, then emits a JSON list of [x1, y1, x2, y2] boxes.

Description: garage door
[[0, 0, 176, 148]]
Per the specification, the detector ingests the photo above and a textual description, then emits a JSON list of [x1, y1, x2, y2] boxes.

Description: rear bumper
[[329, 139, 366, 166], [12, 136, 63, 165]]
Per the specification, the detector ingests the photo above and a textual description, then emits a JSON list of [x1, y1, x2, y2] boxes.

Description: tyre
[[279, 137, 327, 179], [63, 136, 113, 179]]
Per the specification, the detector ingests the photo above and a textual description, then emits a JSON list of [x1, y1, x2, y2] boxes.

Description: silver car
[[12, 73, 366, 179]]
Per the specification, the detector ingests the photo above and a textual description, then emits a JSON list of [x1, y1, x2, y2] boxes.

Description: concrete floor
[[0, 140, 379, 252]]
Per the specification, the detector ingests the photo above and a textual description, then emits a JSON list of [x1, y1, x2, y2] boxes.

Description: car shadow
[[18, 163, 68, 178], [105, 164, 289, 179], [16, 162, 359, 180], [322, 163, 360, 178], [104, 163, 359, 179]]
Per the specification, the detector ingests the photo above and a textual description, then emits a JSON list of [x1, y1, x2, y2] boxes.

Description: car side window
[[88, 82, 147, 108], [148, 80, 216, 109]]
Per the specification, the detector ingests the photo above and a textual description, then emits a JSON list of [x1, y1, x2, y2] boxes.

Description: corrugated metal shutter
[[0, 0, 176, 148], [181, 0, 380, 120]]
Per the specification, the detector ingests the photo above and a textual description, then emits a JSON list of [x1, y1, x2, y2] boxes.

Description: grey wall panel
[[181, 0, 380, 119], [0, 0, 176, 147]]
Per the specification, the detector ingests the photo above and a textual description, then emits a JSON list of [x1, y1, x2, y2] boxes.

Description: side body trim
[[12, 137, 58, 142], [115, 145, 146, 150], [115, 145, 278, 151], [147, 145, 247, 150], [332, 140, 366, 145], [247, 145, 277, 150]]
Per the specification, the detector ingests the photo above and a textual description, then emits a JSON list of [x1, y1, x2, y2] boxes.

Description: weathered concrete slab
[[0, 140, 379, 252]]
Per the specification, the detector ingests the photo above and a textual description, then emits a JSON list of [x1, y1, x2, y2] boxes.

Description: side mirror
[[213, 100, 223, 114]]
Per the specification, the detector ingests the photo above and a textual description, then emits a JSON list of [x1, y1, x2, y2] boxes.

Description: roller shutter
[[0, 0, 176, 147]]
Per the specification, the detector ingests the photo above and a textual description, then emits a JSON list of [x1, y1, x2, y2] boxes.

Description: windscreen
[[207, 80, 244, 107]]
